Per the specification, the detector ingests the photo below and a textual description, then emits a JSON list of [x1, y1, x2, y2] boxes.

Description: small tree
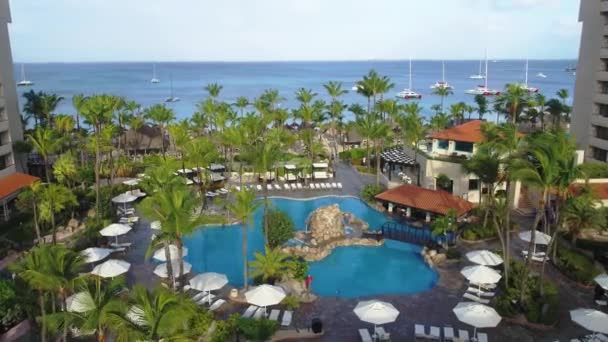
[[264, 210, 295, 248], [431, 209, 457, 250]]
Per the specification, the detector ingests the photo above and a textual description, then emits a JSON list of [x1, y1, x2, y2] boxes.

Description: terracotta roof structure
[[375, 184, 474, 216], [429, 120, 485, 144], [569, 183, 608, 200], [0, 172, 40, 200]]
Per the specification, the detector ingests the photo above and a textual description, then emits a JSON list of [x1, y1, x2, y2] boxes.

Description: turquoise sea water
[[14, 60, 575, 122], [183, 196, 438, 297]]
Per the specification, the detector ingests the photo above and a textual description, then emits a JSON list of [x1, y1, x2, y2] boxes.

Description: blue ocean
[[13, 60, 576, 121]]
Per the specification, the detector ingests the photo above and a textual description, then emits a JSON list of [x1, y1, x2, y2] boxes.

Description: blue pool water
[[183, 196, 438, 297]]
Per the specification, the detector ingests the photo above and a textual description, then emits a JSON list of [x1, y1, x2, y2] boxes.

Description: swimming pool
[[183, 196, 438, 297]]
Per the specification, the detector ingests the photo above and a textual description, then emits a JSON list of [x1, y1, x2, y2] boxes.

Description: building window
[[596, 125, 608, 140], [437, 139, 449, 150], [0, 155, 6, 170], [600, 104, 608, 118], [468, 179, 479, 191], [454, 141, 474, 153], [0, 132, 9, 145], [601, 82, 608, 94], [592, 147, 608, 162]]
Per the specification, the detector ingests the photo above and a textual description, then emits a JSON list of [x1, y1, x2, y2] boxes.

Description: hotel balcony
[[601, 48, 608, 59], [592, 113, 608, 127], [598, 71, 608, 82], [0, 143, 11, 157], [594, 93, 608, 104], [589, 136, 608, 151], [602, 0, 608, 13]]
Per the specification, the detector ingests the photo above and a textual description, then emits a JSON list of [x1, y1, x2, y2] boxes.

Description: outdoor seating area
[[234, 182, 343, 192]]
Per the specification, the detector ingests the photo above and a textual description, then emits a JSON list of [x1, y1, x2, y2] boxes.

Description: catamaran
[[17, 65, 34, 87], [164, 75, 179, 103], [518, 59, 538, 93], [430, 60, 453, 90], [396, 58, 422, 100], [150, 64, 160, 84], [469, 59, 485, 80], [465, 52, 500, 96]]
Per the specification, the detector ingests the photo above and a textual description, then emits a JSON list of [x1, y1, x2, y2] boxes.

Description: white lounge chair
[[235, 185, 241, 191], [477, 332, 489, 342], [463, 292, 490, 304], [309, 183, 316, 189], [209, 299, 225, 311], [281, 310, 292, 326], [267, 184, 273, 191], [110, 242, 132, 248], [253, 306, 265, 319], [375, 327, 390, 341], [470, 282, 496, 290], [359, 328, 373, 342], [522, 250, 546, 257], [429, 326, 441, 340], [256, 184, 263, 191], [197, 293, 216, 305], [458, 329, 470, 342], [111, 247, 126, 253], [320, 183, 326, 189], [324, 182, 331, 189], [268, 309, 280, 321], [274, 184, 281, 190], [331, 182, 338, 189], [596, 299, 608, 306], [243, 305, 257, 318], [290, 183, 297, 190], [297, 183, 303, 190], [466, 287, 495, 297], [443, 327, 455, 341], [337, 182, 343, 189], [192, 292, 206, 302], [415, 324, 429, 339]]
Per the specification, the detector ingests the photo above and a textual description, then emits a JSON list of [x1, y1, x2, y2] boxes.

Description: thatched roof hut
[[121, 125, 169, 153]]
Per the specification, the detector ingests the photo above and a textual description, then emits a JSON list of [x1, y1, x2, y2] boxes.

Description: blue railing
[[377, 221, 457, 246]]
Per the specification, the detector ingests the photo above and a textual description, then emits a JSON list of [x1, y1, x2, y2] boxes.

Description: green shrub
[[339, 148, 366, 162], [286, 257, 308, 280], [580, 162, 608, 178], [236, 317, 279, 342], [0, 279, 26, 333], [446, 249, 461, 260], [355, 165, 374, 174], [361, 184, 383, 203], [461, 222, 497, 241], [282, 294, 301, 310], [211, 313, 239, 342], [555, 245, 601, 285], [264, 210, 295, 248]]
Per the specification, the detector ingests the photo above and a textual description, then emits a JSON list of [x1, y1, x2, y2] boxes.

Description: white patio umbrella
[[66, 291, 94, 313], [150, 220, 161, 230], [453, 302, 501, 340], [466, 250, 503, 266], [519, 230, 552, 255], [153, 245, 188, 261], [99, 223, 132, 244], [80, 247, 113, 263], [189, 272, 228, 304], [245, 284, 286, 316], [111, 193, 138, 210], [594, 274, 608, 291], [570, 308, 608, 336], [461, 265, 502, 296], [354, 300, 399, 335], [153, 261, 192, 279], [90, 259, 131, 278]]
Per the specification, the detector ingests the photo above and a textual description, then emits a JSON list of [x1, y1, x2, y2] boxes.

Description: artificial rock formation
[[420, 246, 446, 267], [307, 204, 345, 242], [282, 238, 382, 262]]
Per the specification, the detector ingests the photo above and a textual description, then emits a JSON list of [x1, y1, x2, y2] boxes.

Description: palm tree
[[145, 104, 175, 158], [233, 96, 249, 117], [429, 112, 450, 132], [474, 94, 489, 120], [546, 99, 564, 128], [167, 120, 191, 171], [431, 209, 457, 250], [563, 194, 605, 244], [462, 145, 500, 229], [449, 102, 467, 125], [396, 103, 427, 185], [13, 140, 33, 172], [22, 90, 44, 128], [117, 100, 139, 153], [54, 115, 75, 153], [39, 184, 78, 244], [248, 247, 290, 284], [39, 93, 64, 127], [432, 85, 453, 113], [186, 137, 219, 209], [204, 83, 223, 101], [495, 84, 530, 124], [295, 88, 317, 106], [111, 285, 198, 341], [27, 127, 63, 182], [72, 94, 88, 165], [323, 81, 348, 101], [355, 114, 377, 170], [534, 93, 547, 130], [53, 153, 78, 189], [16, 181, 44, 244], [223, 188, 263, 290], [368, 115, 390, 185]]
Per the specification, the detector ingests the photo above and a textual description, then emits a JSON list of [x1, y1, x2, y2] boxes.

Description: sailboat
[[469, 59, 486, 80], [430, 61, 453, 90], [536, 72, 547, 78], [164, 75, 179, 103], [518, 59, 538, 93], [465, 51, 500, 96], [17, 64, 34, 87], [396, 58, 422, 100], [150, 64, 160, 84]]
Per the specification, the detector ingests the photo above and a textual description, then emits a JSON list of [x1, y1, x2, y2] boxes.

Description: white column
[[388, 203, 394, 213], [406, 207, 411, 217], [425, 212, 431, 222]]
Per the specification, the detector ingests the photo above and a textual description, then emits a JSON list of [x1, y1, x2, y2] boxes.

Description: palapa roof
[[375, 184, 474, 216], [0, 173, 40, 200], [429, 120, 485, 144]]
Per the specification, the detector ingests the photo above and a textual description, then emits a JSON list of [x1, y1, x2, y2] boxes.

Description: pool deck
[[121, 162, 595, 342]]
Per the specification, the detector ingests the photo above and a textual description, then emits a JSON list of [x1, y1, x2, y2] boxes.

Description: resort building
[[571, 0, 608, 163], [0, 0, 39, 221]]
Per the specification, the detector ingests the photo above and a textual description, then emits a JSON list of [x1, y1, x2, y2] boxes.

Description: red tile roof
[[429, 120, 485, 144], [375, 184, 474, 216], [0, 173, 40, 200], [569, 183, 608, 200]]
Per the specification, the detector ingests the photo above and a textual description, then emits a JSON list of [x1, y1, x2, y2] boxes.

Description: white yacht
[[164, 75, 179, 103], [536, 72, 547, 78], [17, 65, 34, 87], [466, 52, 500, 96], [518, 59, 538, 93], [396, 58, 422, 100], [469, 59, 486, 80], [150, 64, 160, 84], [430, 61, 453, 90]]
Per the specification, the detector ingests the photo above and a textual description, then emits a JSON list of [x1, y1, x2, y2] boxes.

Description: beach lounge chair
[[415, 324, 430, 339], [235, 185, 241, 191], [297, 183, 303, 190], [477, 332, 489, 342], [242, 305, 257, 318], [256, 184, 263, 191], [320, 183, 326, 189], [359, 328, 373, 342], [463, 292, 490, 304], [470, 282, 496, 290], [206, 192, 217, 197], [284, 184, 291, 191], [325, 182, 331, 189], [253, 307, 265, 319], [110, 242, 132, 248], [290, 183, 297, 190], [596, 299, 608, 306], [309, 183, 315, 189], [375, 327, 390, 341], [274, 184, 281, 190], [197, 293, 216, 305], [331, 182, 338, 188], [443, 327, 455, 341], [281, 310, 293, 327], [268, 309, 280, 321], [458, 330, 470, 342], [267, 184, 273, 191], [466, 287, 496, 297], [209, 299, 225, 311], [337, 182, 343, 189], [429, 326, 441, 340], [110, 247, 126, 253], [192, 292, 206, 302], [522, 250, 546, 257]]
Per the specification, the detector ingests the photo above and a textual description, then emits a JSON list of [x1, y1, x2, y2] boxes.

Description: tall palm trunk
[[33, 202, 42, 244], [375, 141, 381, 186], [50, 201, 56, 244], [94, 125, 101, 223], [43, 156, 50, 183], [39, 290, 46, 342], [160, 126, 166, 160], [520, 188, 547, 303], [242, 222, 248, 290], [177, 237, 184, 289], [263, 177, 269, 247], [164, 243, 175, 289]]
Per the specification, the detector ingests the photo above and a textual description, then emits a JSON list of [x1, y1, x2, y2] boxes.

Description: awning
[[375, 184, 474, 216], [380, 147, 415, 165], [0, 173, 40, 201]]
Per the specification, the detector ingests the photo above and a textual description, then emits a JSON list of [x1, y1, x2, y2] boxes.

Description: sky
[[7, 0, 581, 63]]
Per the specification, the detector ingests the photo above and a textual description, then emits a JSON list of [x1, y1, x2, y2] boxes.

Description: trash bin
[[311, 318, 323, 333]]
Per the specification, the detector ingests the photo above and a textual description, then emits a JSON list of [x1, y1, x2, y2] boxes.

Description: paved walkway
[[120, 164, 596, 342]]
